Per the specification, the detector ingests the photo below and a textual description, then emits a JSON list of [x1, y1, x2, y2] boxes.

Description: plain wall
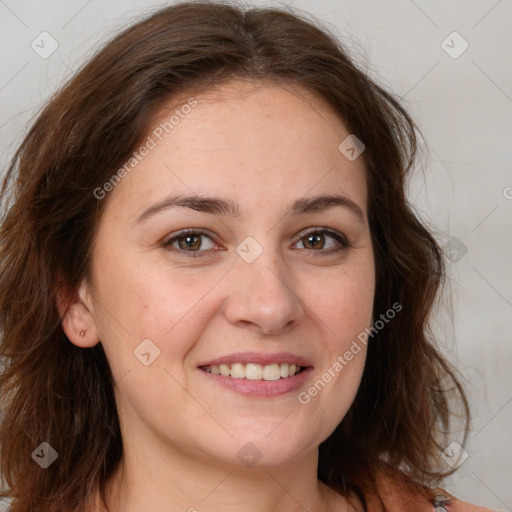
[[0, 0, 510, 510]]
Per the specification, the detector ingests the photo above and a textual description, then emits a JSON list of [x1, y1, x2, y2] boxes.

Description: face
[[72, 80, 375, 469]]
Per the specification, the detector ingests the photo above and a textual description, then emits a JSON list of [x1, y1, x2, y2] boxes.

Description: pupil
[[180, 235, 201, 250], [307, 233, 324, 249]]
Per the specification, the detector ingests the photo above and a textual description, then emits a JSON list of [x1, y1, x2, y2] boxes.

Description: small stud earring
[[79, 330, 86, 337]]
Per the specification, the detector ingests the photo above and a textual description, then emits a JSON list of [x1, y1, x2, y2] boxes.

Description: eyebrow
[[135, 193, 365, 224]]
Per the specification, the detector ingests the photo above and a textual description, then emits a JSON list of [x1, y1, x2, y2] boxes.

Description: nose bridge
[[224, 235, 305, 334]]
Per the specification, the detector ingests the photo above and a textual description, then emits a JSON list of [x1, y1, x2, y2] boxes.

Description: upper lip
[[198, 351, 313, 368]]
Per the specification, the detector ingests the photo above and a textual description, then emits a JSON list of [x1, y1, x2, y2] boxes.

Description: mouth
[[197, 352, 313, 397], [199, 362, 307, 380]]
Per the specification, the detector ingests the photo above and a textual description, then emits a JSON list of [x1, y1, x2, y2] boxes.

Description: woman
[[0, 2, 497, 511]]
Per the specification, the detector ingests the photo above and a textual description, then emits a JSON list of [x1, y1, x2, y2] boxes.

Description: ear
[[56, 274, 100, 348]]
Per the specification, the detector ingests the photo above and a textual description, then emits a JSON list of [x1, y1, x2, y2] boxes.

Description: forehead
[[158, 79, 346, 146], [102, 79, 368, 220]]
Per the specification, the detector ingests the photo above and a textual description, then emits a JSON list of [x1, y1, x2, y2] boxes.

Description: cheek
[[89, 248, 227, 367], [307, 259, 375, 346], [297, 254, 374, 416], [298, 269, 373, 436]]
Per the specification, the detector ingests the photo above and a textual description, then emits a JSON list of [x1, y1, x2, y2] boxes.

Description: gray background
[[0, 0, 510, 510]]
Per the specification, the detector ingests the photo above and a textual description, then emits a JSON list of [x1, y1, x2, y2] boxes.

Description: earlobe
[[56, 276, 100, 348]]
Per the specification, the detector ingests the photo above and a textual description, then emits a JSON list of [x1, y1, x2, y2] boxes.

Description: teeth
[[205, 363, 303, 380], [262, 363, 281, 381], [230, 363, 245, 379], [245, 363, 263, 380]]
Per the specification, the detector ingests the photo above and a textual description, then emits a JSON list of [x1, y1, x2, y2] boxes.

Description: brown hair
[[0, 1, 469, 510]]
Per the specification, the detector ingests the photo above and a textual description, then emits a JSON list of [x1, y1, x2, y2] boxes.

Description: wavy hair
[[0, 2, 469, 510]]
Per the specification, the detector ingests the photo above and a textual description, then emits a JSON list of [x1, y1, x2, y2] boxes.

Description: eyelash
[[161, 227, 351, 259]]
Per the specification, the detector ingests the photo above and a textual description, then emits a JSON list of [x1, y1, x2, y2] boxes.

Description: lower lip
[[198, 367, 313, 397]]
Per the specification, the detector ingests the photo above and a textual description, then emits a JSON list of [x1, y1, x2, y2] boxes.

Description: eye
[[162, 227, 350, 258], [162, 229, 218, 256], [293, 228, 350, 254]]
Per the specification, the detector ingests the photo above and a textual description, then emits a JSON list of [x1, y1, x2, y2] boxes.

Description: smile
[[199, 364, 313, 398], [200, 362, 305, 380]]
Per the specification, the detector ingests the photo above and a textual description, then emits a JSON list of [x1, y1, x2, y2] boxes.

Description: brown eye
[[293, 228, 350, 254], [164, 230, 216, 255], [177, 234, 203, 251], [302, 232, 326, 250]]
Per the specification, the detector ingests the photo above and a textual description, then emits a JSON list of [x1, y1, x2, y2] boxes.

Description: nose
[[223, 247, 306, 336]]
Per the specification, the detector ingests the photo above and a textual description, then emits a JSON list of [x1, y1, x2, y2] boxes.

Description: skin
[[59, 79, 374, 512]]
